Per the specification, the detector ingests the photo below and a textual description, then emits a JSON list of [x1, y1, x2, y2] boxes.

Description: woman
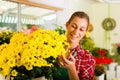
[[53, 11, 95, 80]]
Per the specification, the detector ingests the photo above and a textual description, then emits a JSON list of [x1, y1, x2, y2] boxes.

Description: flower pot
[[96, 74, 105, 80], [33, 76, 47, 80], [0, 74, 9, 80]]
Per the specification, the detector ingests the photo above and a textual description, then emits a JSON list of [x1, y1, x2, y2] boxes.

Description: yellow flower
[[85, 31, 90, 38], [11, 70, 18, 77], [0, 29, 69, 79], [25, 63, 33, 71]]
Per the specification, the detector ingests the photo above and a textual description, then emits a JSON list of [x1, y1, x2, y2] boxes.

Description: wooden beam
[[8, 0, 63, 11]]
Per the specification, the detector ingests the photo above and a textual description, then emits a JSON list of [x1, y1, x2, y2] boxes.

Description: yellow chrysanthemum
[[0, 29, 69, 79], [11, 70, 18, 77]]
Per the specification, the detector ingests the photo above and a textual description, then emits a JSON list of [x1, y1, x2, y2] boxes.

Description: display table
[[96, 74, 105, 80], [0, 75, 47, 80], [111, 78, 120, 80]]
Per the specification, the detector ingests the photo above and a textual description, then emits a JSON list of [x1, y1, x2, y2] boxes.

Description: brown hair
[[68, 11, 89, 30]]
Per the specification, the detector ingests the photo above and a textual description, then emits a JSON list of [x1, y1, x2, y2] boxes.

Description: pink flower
[[116, 42, 120, 47], [30, 25, 38, 33]]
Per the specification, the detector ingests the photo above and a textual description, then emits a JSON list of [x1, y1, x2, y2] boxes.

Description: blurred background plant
[[92, 47, 113, 76], [95, 64, 105, 76], [91, 47, 108, 57], [81, 37, 95, 52], [55, 26, 66, 35], [115, 42, 120, 55], [0, 30, 14, 45]]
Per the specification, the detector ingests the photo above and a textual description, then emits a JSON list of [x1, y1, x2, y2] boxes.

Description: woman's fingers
[[67, 49, 75, 59], [61, 53, 69, 64], [69, 54, 75, 62], [59, 62, 64, 67], [58, 55, 66, 67], [58, 52, 76, 68]]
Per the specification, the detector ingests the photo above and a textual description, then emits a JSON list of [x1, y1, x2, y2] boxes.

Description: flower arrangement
[[0, 29, 69, 80], [95, 64, 105, 76], [91, 47, 113, 76], [92, 48, 113, 65], [116, 42, 120, 55]]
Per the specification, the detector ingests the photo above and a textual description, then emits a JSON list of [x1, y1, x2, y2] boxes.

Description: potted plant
[[0, 29, 69, 80], [92, 48, 113, 80]]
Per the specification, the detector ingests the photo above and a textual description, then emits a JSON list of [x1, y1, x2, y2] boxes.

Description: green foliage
[[55, 26, 66, 35], [117, 47, 120, 55], [26, 24, 32, 29], [11, 56, 59, 80], [95, 64, 105, 76], [81, 38, 109, 57], [111, 53, 120, 65], [81, 38, 95, 51], [0, 30, 13, 45], [91, 47, 109, 57]]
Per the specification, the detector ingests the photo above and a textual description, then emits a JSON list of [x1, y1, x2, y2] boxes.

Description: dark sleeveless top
[[53, 67, 69, 80]]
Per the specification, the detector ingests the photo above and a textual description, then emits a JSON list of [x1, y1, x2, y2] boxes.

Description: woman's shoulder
[[77, 47, 95, 59]]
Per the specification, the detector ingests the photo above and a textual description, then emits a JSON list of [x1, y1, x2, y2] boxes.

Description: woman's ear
[[66, 22, 69, 29]]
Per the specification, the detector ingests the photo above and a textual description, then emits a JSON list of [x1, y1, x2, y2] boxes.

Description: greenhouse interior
[[0, 0, 120, 80]]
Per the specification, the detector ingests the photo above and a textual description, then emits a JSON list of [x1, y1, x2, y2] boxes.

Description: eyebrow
[[72, 23, 87, 29], [72, 23, 77, 26]]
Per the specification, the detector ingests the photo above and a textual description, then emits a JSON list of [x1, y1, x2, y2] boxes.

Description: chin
[[70, 38, 81, 43], [69, 39, 78, 43]]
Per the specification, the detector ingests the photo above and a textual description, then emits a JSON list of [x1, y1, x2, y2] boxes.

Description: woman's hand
[[59, 53, 76, 70], [58, 52, 80, 80]]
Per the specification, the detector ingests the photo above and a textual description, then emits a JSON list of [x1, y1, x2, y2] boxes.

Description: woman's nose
[[73, 29, 79, 35]]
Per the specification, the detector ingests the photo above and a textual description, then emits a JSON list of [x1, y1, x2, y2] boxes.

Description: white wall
[[56, 0, 95, 28], [91, 3, 120, 55], [29, 0, 95, 30]]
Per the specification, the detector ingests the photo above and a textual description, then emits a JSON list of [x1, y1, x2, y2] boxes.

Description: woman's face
[[66, 17, 88, 44]]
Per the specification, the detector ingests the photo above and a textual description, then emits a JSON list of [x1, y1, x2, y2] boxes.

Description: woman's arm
[[59, 54, 79, 80]]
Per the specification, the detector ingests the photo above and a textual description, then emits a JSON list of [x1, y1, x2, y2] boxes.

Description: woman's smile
[[70, 33, 79, 40]]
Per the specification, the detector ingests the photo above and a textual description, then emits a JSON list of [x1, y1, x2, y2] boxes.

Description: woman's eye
[[72, 25, 76, 29], [80, 28, 86, 31]]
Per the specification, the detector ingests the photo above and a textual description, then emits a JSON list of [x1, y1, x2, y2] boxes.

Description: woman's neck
[[69, 42, 79, 49]]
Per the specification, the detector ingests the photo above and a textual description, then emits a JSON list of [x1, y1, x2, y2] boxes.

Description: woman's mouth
[[70, 33, 78, 40]]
